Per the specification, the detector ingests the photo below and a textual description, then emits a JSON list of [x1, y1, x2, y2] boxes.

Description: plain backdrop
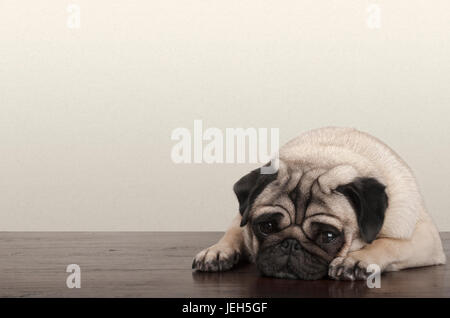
[[1, 1, 449, 231]]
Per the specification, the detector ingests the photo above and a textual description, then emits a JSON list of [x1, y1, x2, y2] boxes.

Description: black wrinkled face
[[251, 212, 345, 280]]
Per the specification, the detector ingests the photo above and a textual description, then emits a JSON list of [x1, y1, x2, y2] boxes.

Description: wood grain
[[1, 232, 450, 297]]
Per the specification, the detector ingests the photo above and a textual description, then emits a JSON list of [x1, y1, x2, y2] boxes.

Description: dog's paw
[[328, 254, 372, 281], [192, 244, 241, 272]]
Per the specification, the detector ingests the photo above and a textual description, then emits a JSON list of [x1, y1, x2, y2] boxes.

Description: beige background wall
[[1, 1, 449, 231]]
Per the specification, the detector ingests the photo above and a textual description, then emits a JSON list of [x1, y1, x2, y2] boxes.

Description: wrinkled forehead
[[251, 162, 331, 223]]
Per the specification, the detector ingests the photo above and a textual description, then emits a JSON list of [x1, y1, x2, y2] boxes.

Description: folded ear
[[336, 177, 388, 243], [233, 166, 278, 227]]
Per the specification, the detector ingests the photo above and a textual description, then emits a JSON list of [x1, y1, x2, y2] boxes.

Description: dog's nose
[[280, 238, 301, 253]]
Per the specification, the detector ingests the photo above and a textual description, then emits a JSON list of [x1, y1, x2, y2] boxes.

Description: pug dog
[[192, 127, 446, 280]]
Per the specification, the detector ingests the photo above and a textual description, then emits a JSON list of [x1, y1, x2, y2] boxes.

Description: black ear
[[233, 167, 278, 227], [336, 177, 388, 243]]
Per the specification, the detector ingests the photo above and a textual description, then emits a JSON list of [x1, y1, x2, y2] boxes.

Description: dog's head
[[234, 161, 388, 280]]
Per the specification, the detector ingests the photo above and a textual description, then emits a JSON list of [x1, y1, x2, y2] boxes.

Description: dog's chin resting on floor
[[192, 127, 446, 280]]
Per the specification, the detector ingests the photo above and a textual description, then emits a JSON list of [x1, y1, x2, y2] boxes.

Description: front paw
[[328, 255, 372, 281], [192, 244, 241, 272]]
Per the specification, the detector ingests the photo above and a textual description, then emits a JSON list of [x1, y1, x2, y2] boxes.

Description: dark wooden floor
[[1, 232, 450, 297]]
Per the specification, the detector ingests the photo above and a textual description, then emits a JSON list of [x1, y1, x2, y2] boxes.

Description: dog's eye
[[318, 231, 337, 244], [259, 221, 274, 235]]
